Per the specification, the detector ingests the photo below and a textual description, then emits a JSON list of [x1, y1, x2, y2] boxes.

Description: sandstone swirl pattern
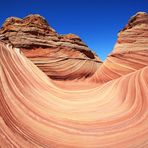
[[0, 12, 148, 148], [92, 12, 148, 83], [0, 15, 102, 80]]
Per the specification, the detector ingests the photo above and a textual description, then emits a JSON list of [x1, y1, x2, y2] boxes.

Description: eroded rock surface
[[0, 12, 148, 148], [92, 12, 148, 83], [0, 14, 101, 80], [112, 12, 148, 54]]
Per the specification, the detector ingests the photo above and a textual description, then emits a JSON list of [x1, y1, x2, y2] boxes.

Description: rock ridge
[[0, 14, 98, 60]]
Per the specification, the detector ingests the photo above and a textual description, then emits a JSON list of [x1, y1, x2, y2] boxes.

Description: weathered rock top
[[111, 12, 148, 54], [0, 14, 92, 53]]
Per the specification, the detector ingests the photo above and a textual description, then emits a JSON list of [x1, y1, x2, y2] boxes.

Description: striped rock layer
[[92, 12, 148, 83], [0, 14, 102, 80], [0, 12, 148, 148]]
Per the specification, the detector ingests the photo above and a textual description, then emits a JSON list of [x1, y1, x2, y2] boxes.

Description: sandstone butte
[[0, 14, 102, 80], [0, 12, 148, 147]]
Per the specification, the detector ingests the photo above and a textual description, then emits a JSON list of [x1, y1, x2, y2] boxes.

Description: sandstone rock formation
[[0, 14, 102, 80], [1, 41, 148, 148], [113, 12, 148, 53], [0, 12, 148, 148], [92, 12, 148, 83]]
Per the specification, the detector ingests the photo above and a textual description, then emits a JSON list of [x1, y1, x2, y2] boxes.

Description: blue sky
[[0, 0, 148, 60]]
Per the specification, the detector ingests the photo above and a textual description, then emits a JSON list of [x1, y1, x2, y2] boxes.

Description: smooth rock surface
[[0, 12, 148, 148]]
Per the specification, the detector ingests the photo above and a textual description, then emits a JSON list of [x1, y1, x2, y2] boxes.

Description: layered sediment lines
[[23, 48, 101, 80], [92, 50, 148, 83], [0, 12, 148, 147], [0, 42, 148, 147], [92, 12, 148, 83], [0, 14, 101, 80]]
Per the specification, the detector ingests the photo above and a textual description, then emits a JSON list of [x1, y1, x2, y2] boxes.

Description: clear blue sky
[[0, 0, 148, 60]]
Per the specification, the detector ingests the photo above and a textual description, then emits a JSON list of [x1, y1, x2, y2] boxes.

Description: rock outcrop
[[0, 14, 102, 80], [92, 12, 148, 83], [0, 12, 148, 148], [112, 12, 148, 54]]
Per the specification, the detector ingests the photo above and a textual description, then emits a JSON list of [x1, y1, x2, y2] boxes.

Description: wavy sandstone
[[0, 12, 148, 148], [0, 14, 101, 80], [92, 12, 148, 83]]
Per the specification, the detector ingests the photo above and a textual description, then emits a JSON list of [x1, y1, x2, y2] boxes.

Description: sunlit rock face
[[0, 14, 102, 80], [92, 12, 148, 83], [0, 12, 148, 148], [113, 12, 148, 53]]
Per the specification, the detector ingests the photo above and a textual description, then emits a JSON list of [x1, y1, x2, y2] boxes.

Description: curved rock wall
[[92, 12, 148, 83], [0, 14, 101, 80], [0, 12, 148, 147]]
